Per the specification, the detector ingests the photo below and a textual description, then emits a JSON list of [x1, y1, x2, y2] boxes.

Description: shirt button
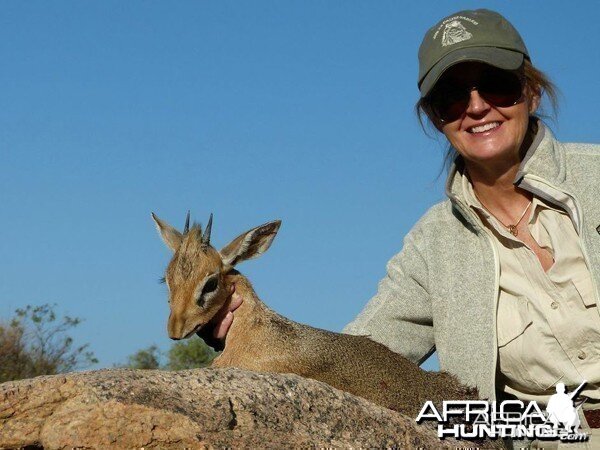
[[551, 302, 559, 309], [578, 351, 587, 360]]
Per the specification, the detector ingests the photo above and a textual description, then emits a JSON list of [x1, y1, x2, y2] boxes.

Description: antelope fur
[[152, 212, 479, 417]]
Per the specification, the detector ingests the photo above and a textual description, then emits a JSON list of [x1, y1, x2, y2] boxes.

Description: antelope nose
[[167, 316, 184, 340]]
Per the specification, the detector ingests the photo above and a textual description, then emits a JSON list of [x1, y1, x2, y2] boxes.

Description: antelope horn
[[201, 213, 213, 249], [183, 210, 191, 234]]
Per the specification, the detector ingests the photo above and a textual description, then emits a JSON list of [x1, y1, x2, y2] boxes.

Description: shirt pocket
[[497, 296, 534, 391], [571, 276, 597, 308], [497, 296, 532, 347], [497, 296, 564, 393]]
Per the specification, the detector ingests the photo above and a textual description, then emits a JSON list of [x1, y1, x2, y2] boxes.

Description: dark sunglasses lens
[[479, 70, 523, 106], [429, 87, 470, 122], [429, 69, 523, 122]]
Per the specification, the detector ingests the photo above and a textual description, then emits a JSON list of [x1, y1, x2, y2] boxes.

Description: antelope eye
[[197, 274, 219, 307], [202, 275, 219, 295]]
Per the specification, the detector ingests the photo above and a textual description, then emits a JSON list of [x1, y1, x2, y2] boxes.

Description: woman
[[203, 8, 600, 444]]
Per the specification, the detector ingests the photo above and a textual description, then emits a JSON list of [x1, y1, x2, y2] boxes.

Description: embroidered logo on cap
[[442, 20, 473, 47], [431, 15, 478, 46]]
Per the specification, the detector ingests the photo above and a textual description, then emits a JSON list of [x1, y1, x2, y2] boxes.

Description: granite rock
[[0, 368, 494, 449]]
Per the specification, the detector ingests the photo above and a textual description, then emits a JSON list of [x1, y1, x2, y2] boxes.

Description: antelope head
[[152, 212, 281, 340]]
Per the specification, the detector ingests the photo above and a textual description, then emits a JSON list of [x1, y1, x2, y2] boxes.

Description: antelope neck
[[224, 273, 262, 313]]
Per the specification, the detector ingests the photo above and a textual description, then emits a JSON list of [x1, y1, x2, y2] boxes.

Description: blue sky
[[1, 1, 598, 372]]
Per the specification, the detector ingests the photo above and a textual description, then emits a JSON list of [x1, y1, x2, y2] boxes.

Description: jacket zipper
[[481, 223, 501, 401], [453, 199, 501, 400]]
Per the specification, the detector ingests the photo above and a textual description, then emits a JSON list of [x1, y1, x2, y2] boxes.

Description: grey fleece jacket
[[343, 123, 600, 401]]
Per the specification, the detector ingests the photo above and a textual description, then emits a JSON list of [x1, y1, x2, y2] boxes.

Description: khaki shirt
[[461, 173, 600, 407]]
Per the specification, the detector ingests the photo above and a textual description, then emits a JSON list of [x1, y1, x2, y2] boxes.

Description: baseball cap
[[418, 9, 529, 97]]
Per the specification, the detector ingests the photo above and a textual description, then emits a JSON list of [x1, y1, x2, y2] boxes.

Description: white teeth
[[469, 122, 501, 133]]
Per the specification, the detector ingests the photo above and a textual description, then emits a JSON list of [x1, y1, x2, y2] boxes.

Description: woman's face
[[431, 62, 539, 171]]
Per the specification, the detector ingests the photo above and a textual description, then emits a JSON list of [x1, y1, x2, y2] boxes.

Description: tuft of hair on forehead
[[183, 224, 204, 246], [185, 222, 203, 236], [171, 226, 220, 280], [183, 214, 214, 251], [181, 223, 216, 253]]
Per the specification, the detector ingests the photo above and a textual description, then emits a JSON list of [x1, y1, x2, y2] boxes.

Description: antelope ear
[[151, 213, 183, 252], [220, 220, 281, 266]]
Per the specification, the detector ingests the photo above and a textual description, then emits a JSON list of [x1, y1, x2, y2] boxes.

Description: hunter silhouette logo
[[442, 20, 473, 47], [546, 381, 587, 433]]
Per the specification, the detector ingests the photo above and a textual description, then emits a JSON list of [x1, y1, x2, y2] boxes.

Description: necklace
[[475, 195, 532, 237]]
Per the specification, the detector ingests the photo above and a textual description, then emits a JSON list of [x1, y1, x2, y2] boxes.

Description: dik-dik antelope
[[151, 212, 480, 419]]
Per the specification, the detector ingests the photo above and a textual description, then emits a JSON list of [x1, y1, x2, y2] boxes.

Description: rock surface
[[1, 368, 488, 449]]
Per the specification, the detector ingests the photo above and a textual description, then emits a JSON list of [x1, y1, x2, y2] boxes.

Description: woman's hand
[[196, 283, 243, 351], [213, 283, 243, 339]]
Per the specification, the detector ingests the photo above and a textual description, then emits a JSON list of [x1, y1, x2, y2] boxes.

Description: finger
[[229, 292, 243, 312], [214, 311, 233, 339], [212, 303, 230, 324], [209, 283, 240, 331]]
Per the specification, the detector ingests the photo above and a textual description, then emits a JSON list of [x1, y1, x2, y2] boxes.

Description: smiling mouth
[[467, 121, 502, 134]]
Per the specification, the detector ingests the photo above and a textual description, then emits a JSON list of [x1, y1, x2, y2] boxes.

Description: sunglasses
[[425, 68, 524, 123]]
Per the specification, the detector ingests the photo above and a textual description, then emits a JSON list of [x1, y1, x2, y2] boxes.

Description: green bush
[[0, 304, 98, 383], [122, 338, 217, 370]]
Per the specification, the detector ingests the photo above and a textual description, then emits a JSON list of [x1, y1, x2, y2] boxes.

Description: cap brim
[[419, 47, 524, 97]]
